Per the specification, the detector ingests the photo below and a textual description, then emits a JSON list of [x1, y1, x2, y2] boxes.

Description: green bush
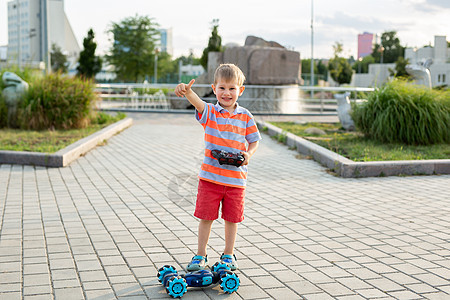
[[0, 92, 7, 128], [351, 80, 450, 145], [18, 72, 97, 130], [91, 111, 126, 125]]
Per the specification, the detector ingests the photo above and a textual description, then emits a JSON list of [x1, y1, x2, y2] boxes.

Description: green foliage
[[371, 31, 405, 63], [317, 60, 328, 81], [353, 55, 375, 74], [328, 42, 353, 85], [133, 87, 169, 95], [0, 68, 40, 128], [271, 121, 450, 161], [301, 59, 318, 75], [328, 56, 353, 85], [50, 43, 68, 73], [351, 80, 450, 145], [178, 52, 201, 65], [91, 111, 126, 125], [389, 57, 410, 78], [200, 19, 223, 70], [77, 28, 102, 79], [0, 92, 6, 128], [157, 52, 177, 82], [106, 15, 160, 82], [18, 72, 97, 130], [277, 132, 287, 144]]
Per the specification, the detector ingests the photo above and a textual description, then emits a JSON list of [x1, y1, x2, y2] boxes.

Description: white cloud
[[0, 0, 448, 60]]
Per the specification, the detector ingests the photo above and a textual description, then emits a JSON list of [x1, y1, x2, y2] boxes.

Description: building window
[[443, 74, 446, 83]]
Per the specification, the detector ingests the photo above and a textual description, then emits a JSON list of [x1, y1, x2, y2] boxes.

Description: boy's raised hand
[[174, 79, 195, 97]]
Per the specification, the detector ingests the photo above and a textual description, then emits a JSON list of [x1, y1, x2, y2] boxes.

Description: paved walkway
[[1, 113, 449, 300]]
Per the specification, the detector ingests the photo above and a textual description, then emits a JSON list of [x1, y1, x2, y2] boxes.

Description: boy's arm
[[174, 79, 206, 114], [241, 141, 259, 166]]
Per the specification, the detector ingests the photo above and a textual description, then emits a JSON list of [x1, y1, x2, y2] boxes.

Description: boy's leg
[[197, 219, 214, 256], [220, 220, 239, 270], [187, 219, 213, 271], [224, 220, 238, 255]]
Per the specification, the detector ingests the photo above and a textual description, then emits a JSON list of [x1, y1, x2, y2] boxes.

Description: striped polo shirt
[[196, 102, 262, 188]]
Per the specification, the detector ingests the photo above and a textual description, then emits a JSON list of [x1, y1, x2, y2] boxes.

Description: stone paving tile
[[1, 113, 450, 299]]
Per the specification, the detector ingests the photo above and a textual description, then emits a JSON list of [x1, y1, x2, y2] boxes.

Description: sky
[[0, 0, 449, 60]]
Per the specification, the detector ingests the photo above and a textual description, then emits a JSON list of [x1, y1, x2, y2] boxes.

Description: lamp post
[[358, 57, 362, 73], [379, 46, 385, 64], [154, 47, 159, 84]]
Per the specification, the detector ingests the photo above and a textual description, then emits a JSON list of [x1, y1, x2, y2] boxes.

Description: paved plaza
[[0, 113, 449, 299]]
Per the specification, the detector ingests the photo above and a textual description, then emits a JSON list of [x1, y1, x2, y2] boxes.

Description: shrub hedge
[[17, 72, 97, 130], [351, 80, 450, 145]]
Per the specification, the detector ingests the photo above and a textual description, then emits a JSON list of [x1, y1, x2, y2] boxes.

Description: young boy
[[174, 63, 261, 271]]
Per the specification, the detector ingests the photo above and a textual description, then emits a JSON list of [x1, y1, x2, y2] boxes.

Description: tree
[[301, 59, 318, 75], [156, 52, 177, 82], [179, 50, 201, 65], [317, 60, 328, 81], [353, 55, 375, 73], [328, 42, 353, 85], [106, 15, 160, 82], [200, 19, 223, 70], [50, 43, 68, 73], [371, 31, 405, 64], [389, 57, 410, 78], [77, 29, 102, 79], [302, 59, 328, 82]]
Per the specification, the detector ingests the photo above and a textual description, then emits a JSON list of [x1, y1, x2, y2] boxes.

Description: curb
[[257, 120, 450, 178], [0, 118, 133, 168]]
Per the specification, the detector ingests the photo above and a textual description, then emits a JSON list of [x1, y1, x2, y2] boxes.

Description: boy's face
[[212, 78, 245, 112]]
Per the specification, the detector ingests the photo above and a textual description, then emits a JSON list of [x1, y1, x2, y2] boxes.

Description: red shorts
[[194, 179, 246, 223]]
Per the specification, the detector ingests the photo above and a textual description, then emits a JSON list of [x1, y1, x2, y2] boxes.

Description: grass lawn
[[0, 112, 126, 153], [269, 122, 450, 162]]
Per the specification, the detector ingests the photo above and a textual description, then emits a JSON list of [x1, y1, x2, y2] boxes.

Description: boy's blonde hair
[[214, 63, 246, 86]]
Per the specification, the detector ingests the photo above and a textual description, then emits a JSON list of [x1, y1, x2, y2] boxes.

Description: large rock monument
[[191, 36, 303, 113], [208, 36, 302, 85]]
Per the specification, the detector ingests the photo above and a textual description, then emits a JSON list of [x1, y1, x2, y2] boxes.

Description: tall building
[[357, 32, 375, 59], [7, 0, 80, 69], [159, 28, 173, 56]]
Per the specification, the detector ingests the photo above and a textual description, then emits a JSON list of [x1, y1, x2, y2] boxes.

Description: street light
[[154, 47, 159, 84], [379, 46, 385, 64]]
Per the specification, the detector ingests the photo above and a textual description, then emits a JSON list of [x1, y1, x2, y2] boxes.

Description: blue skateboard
[[157, 262, 240, 298]]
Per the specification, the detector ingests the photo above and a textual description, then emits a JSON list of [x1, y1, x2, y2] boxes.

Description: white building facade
[[7, 0, 80, 70], [404, 36, 450, 87], [352, 36, 449, 88]]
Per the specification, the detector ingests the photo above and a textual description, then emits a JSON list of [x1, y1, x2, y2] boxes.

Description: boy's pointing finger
[[187, 79, 195, 89]]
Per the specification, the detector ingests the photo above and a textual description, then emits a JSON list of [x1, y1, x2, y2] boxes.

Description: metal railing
[[96, 83, 375, 115]]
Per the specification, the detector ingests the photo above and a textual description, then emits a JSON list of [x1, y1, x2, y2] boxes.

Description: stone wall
[[205, 36, 302, 86]]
